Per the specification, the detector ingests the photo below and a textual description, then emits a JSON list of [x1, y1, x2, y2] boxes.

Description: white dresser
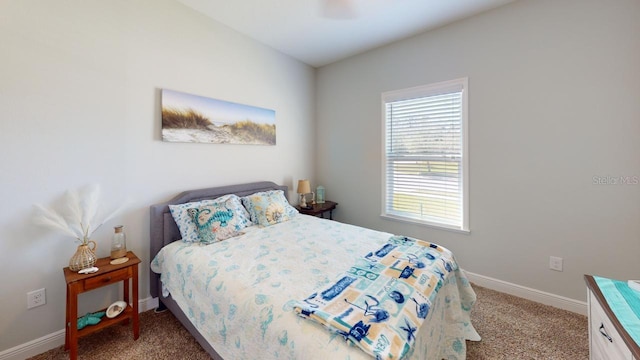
[[585, 275, 640, 360]]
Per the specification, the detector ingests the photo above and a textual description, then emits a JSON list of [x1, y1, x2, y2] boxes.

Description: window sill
[[380, 214, 470, 235]]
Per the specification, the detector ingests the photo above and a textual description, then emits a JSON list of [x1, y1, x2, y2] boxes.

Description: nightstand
[[295, 201, 338, 220], [63, 251, 141, 360]]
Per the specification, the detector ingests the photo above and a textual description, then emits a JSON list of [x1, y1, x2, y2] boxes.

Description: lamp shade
[[297, 180, 311, 194]]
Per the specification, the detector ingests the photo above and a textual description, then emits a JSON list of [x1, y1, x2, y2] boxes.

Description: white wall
[[316, 0, 640, 302], [0, 0, 315, 352]]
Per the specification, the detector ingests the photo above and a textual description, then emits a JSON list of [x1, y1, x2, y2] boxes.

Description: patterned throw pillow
[[241, 190, 298, 227], [169, 194, 251, 242], [188, 202, 244, 244]]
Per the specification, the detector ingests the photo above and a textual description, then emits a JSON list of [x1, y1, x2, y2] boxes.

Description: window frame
[[380, 77, 469, 233]]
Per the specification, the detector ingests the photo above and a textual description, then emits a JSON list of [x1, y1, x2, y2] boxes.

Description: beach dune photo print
[[161, 89, 276, 145]]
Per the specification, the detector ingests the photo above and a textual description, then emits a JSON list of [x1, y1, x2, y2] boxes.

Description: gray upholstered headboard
[[149, 181, 288, 298]]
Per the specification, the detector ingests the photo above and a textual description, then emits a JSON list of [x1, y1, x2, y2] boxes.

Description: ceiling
[[176, 0, 515, 68]]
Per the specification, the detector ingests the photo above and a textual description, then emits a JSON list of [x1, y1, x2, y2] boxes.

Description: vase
[[316, 186, 325, 204], [69, 241, 97, 272]]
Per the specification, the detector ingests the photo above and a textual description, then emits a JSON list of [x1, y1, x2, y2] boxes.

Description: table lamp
[[297, 180, 312, 209]]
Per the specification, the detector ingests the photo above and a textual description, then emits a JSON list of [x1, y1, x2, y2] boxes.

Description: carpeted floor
[[466, 285, 588, 359], [28, 284, 588, 359]]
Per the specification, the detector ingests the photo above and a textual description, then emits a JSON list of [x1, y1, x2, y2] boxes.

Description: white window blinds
[[382, 78, 469, 231]]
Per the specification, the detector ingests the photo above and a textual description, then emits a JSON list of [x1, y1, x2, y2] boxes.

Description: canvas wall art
[[161, 89, 276, 145]]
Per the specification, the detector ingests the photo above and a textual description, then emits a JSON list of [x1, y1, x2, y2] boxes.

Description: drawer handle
[[599, 323, 613, 343], [103, 276, 112, 282]]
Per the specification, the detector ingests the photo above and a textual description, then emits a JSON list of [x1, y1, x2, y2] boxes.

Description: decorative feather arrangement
[[34, 184, 125, 244]]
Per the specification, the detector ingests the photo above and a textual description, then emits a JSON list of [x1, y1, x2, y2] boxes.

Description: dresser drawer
[[84, 267, 131, 291], [589, 291, 633, 360]]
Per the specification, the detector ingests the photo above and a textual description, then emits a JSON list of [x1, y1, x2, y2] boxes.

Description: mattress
[[151, 215, 479, 359]]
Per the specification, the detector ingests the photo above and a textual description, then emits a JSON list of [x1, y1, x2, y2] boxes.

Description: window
[[381, 78, 469, 232]]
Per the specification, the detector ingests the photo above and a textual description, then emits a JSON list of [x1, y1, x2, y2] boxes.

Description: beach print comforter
[[151, 215, 480, 360]]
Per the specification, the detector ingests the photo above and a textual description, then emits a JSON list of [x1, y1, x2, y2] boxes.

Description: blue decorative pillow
[[188, 202, 245, 244], [169, 194, 251, 242], [241, 190, 298, 227]]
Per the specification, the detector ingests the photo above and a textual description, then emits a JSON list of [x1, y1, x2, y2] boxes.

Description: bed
[[149, 181, 480, 359]]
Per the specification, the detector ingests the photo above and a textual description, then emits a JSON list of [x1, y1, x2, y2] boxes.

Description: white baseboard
[[0, 297, 159, 360], [0, 330, 66, 360], [463, 270, 587, 315], [142, 296, 159, 312]]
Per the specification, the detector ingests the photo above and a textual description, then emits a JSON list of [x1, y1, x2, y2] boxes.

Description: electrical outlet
[[27, 288, 46, 309], [549, 256, 563, 272]]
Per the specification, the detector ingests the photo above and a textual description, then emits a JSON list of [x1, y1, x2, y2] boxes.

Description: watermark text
[[592, 175, 638, 185]]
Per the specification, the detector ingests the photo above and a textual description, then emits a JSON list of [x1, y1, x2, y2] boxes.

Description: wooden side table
[[63, 251, 141, 360], [295, 201, 338, 220]]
